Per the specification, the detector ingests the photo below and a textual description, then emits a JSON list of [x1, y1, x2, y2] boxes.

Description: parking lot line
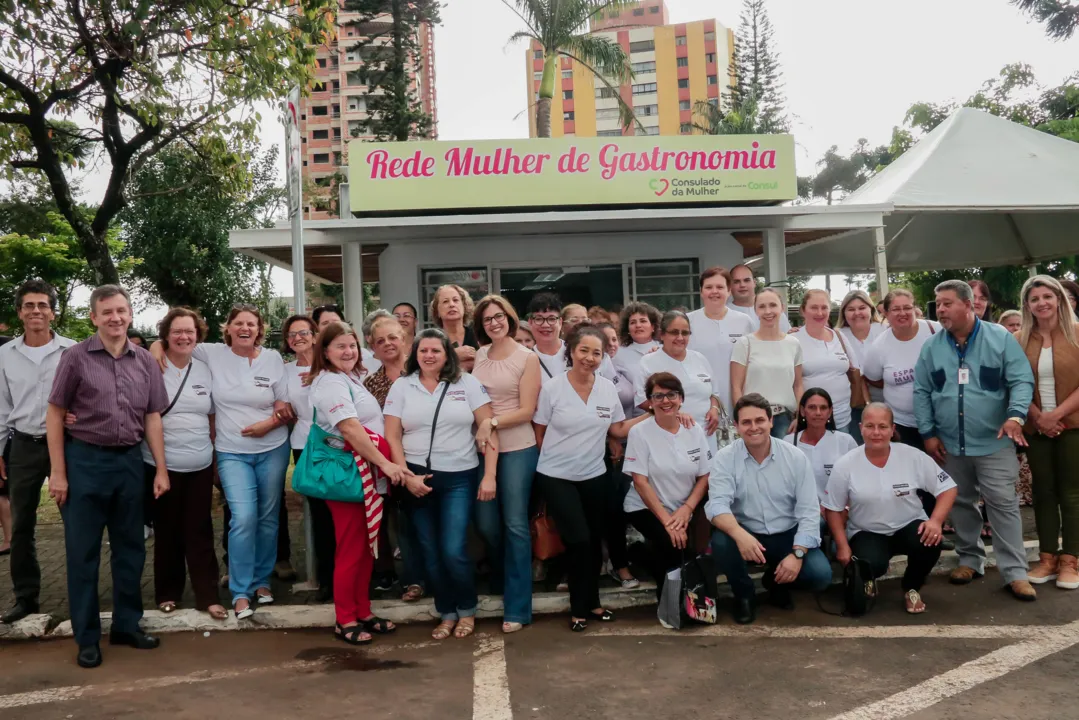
[[473, 634, 513, 720], [595, 623, 1054, 640]]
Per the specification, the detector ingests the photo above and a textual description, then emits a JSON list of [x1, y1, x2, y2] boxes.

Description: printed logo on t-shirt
[[937, 471, 949, 485], [253, 376, 271, 388], [595, 405, 612, 420], [192, 384, 208, 396], [448, 389, 467, 402], [728, 333, 743, 343], [892, 482, 911, 497], [707, 449, 713, 460], [696, 373, 711, 384], [824, 463, 834, 477], [892, 368, 915, 386], [329, 402, 346, 415], [626, 456, 637, 463], [687, 447, 702, 463]]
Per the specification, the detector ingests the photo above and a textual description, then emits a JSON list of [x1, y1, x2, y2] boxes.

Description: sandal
[[401, 584, 424, 602], [335, 623, 373, 646], [432, 620, 456, 640], [592, 608, 615, 622], [503, 621, 524, 634], [905, 589, 926, 614], [570, 618, 588, 632], [207, 605, 228, 621], [359, 616, 396, 635], [158, 601, 177, 613], [234, 599, 254, 620], [454, 617, 475, 638]]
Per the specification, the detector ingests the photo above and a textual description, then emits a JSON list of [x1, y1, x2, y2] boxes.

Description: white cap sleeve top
[[534, 373, 625, 481]]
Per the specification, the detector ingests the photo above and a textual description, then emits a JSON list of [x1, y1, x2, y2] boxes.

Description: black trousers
[[604, 457, 630, 571], [627, 509, 693, 599], [148, 463, 220, 609], [60, 440, 145, 647], [6, 434, 50, 605], [539, 472, 608, 617], [849, 520, 942, 592]]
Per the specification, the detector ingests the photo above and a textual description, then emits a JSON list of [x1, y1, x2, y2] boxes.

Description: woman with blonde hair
[[835, 290, 885, 443], [1017, 275, 1079, 590], [561, 303, 588, 338], [430, 284, 478, 371]]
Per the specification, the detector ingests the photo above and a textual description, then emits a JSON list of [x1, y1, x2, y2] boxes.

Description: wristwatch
[[792, 548, 806, 560], [490, 417, 499, 429]]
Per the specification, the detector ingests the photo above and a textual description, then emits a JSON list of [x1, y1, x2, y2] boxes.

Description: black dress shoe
[[77, 644, 102, 668], [1, 600, 39, 624], [108, 629, 160, 649], [768, 587, 795, 610], [732, 597, 756, 625]]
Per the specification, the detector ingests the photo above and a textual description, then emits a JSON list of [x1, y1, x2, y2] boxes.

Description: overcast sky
[[99, 0, 1078, 323]]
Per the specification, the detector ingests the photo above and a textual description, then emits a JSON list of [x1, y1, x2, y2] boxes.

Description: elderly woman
[[792, 290, 859, 435], [836, 290, 885, 443], [471, 295, 542, 633], [143, 308, 226, 620], [364, 315, 425, 601], [730, 289, 805, 438], [635, 311, 721, 455], [429, 285, 478, 372], [623, 372, 711, 599], [384, 328, 497, 640], [824, 403, 958, 613], [1017, 276, 1079, 589], [304, 321, 417, 644], [999, 310, 1022, 334]]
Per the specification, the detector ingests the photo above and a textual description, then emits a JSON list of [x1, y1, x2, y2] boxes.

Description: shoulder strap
[[161, 363, 194, 418], [534, 348, 554, 378], [425, 381, 452, 472]]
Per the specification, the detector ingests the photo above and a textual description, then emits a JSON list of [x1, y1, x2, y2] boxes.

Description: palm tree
[[505, 1, 639, 138], [682, 93, 761, 135]]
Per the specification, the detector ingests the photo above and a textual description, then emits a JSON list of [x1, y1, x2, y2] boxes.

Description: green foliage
[[684, 95, 761, 135], [506, 0, 639, 137], [728, 0, 789, 133], [343, 0, 440, 142], [0, 0, 335, 285], [121, 144, 284, 341], [1012, 0, 1079, 40]]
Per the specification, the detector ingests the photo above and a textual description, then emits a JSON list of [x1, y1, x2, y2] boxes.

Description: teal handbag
[[291, 408, 365, 502]]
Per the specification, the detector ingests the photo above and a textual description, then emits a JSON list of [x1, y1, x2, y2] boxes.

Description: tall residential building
[[526, 0, 733, 138], [301, 12, 437, 219]]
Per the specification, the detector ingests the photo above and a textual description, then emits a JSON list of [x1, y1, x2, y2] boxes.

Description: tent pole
[[1027, 263, 1039, 279], [874, 226, 889, 298], [762, 227, 789, 301]]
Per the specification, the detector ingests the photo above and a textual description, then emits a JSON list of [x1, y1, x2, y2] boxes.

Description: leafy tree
[[1012, 0, 1079, 39], [343, 0, 440, 142], [121, 145, 284, 341], [728, 0, 789, 133], [506, 0, 638, 137], [0, 0, 335, 286], [683, 94, 761, 135]]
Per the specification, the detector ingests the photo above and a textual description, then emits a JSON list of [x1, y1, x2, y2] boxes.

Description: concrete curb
[[3, 540, 1041, 641]]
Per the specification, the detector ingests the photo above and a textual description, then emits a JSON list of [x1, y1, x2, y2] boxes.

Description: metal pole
[[285, 87, 318, 592], [873, 226, 890, 298], [1027, 263, 1039, 279]]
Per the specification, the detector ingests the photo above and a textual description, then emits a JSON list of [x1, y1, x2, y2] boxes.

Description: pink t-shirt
[[472, 343, 537, 453]]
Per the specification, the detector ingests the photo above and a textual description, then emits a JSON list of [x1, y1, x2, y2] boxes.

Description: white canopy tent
[[752, 108, 1079, 292]]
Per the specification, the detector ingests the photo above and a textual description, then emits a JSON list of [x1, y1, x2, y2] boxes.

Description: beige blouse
[[472, 343, 536, 453]]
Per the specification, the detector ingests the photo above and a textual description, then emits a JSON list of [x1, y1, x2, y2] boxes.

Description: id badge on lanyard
[[958, 366, 970, 385]]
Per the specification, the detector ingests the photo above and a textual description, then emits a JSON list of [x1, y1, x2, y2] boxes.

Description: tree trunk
[[535, 97, 552, 138], [535, 51, 558, 138], [82, 227, 120, 286]]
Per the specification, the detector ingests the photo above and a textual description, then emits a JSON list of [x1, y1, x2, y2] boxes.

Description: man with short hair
[[47, 284, 170, 668], [914, 279, 1036, 601], [706, 393, 831, 624], [0, 280, 76, 624], [726, 264, 792, 332]]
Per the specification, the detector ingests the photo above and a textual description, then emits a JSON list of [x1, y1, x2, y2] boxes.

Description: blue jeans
[[474, 446, 538, 625], [709, 526, 832, 600], [771, 412, 793, 439], [217, 442, 291, 604], [405, 463, 478, 621]]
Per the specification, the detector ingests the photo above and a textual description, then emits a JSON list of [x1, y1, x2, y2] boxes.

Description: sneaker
[[1056, 554, 1079, 590], [1028, 552, 1059, 585]]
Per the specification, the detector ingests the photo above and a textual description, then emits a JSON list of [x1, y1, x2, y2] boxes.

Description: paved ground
[[1, 571, 1076, 720]]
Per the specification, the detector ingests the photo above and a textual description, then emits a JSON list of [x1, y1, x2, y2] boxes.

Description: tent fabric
[[780, 108, 1079, 274]]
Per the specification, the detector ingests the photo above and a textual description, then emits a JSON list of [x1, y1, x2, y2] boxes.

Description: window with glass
[[420, 268, 490, 327], [564, 111, 575, 121], [708, 75, 718, 85], [629, 40, 655, 53], [562, 70, 573, 79], [676, 57, 688, 67], [312, 153, 330, 164], [596, 107, 620, 119], [636, 126, 660, 136], [597, 129, 623, 137], [706, 53, 716, 64], [704, 31, 716, 41], [312, 129, 329, 140], [563, 90, 573, 100], [635, 104, 658, 116], [632, 7, 644, 15], [675, 36, 687, 46], [631, 60, 656, 74], [632, 82, 658, 95], [596, 87, 619, 99], [631, 259, 701, 311], [677, 78, 689, 89], [679, 99, 692, 111]]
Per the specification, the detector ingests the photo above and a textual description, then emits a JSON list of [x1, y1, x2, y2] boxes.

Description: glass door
[[496, 265, 625, 315]]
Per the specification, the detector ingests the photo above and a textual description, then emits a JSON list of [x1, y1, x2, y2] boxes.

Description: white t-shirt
[[285, 361, 313, 450], [730, 335, 804, 413], [613, 341, 659, 418], [383, 373, 490, 472], [785, 429, 858, 501], [823, 443, 957, 538], [534, 342, 615, 386], [19, 342, 55, 364], [535, 373, 625, 481], [1038, 347, 1057, 412], [623, 418, 711, 514], [727, 300, 792, 332], [634, 348, 718, 454], [193, 343, 288, 454], [794, 329, 855, 430], [688, 308, 754, 414], [840, 325, 886, 403], [861, 321, 939, 428], [141, 357, 214, 472], [310, 371, 388, 493]]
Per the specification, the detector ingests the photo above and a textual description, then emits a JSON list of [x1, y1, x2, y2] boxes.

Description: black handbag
[[816, 555, 876, 617]]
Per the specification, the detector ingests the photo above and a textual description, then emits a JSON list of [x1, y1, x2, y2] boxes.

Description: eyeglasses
[[170, 329, 197, 337], [287, 329, 313, 339], [650, 392, 680, 402], [482, 312, 507, 326], [231, 303, 258, 312], [393, 312, 415, 321], [664, 329, 692, 337], [531, 315, 560, 326], [20, 302, 52, 312]]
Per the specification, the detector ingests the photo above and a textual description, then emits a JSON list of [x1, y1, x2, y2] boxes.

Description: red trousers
[[326, 500, 373, 625]]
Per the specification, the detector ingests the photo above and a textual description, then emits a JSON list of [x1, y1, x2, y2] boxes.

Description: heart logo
[[649, 178, 670, 197]]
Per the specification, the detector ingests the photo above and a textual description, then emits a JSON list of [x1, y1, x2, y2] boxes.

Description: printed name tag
[[687, 448, 701, 462], [824, 463, 834, 477], [958, 368, 970, 384], [595, 405, 612, 419], [892, 482, 911, 497], [254, 376, 270, 388], [697, 374, 711, 384]]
